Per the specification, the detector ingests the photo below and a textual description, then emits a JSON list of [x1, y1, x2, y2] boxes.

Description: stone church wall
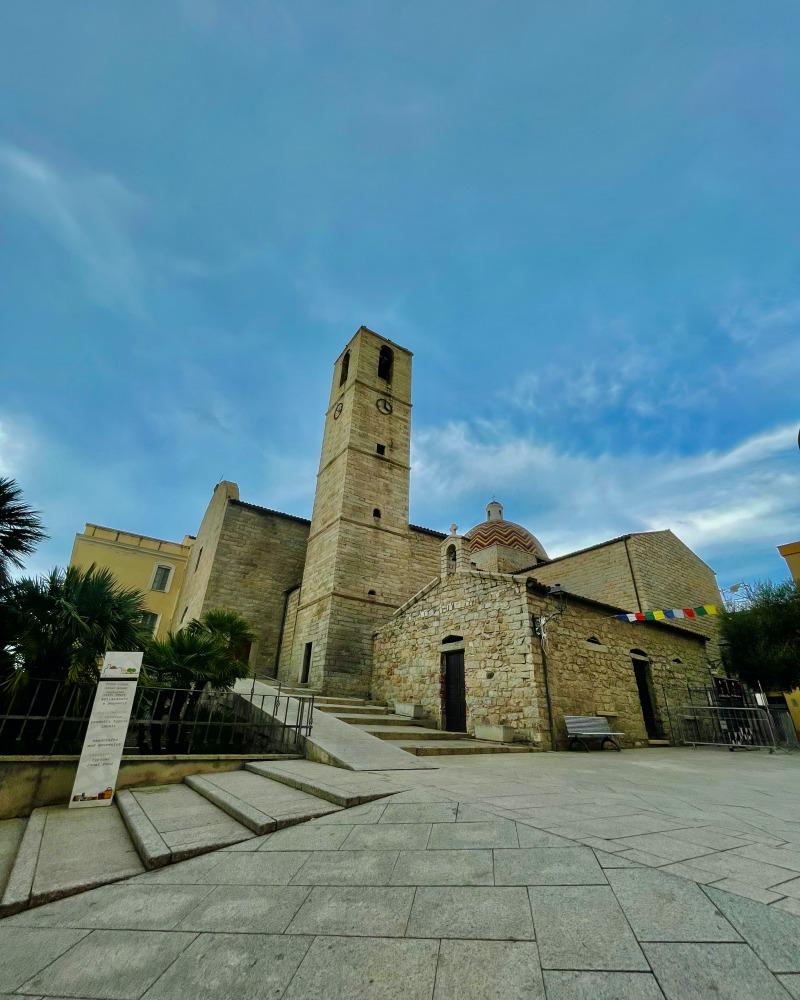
[[374, 567, 711, 750], [626, 531, 722, 650], [169, 480, 237, 631], [527, 587, 710, 748], [533, 538, 639, 611], [203, 500, 309, 678], [373, 572, 544, 743]]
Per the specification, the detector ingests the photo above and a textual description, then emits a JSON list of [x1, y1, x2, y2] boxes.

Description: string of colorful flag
[[615, 604, 718, 623]]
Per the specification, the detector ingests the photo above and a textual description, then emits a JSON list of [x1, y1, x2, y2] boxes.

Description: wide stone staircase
[[308, 692, 533, 757], [0, 759, 400, 918]]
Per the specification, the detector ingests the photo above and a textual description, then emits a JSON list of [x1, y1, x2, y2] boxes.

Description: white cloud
[[411, 419, 800, 572], [0, 414, 37, 479], [0, 143, 146, 314]]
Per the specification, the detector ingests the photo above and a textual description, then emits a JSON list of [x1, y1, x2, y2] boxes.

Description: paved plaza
[[2, 748, 800, 999]]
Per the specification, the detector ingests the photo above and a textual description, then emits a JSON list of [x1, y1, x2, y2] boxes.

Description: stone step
[[399, 739, 535, 756], [0, 804, 143, 916], [314, 703, 389, 716], [185, 770, 341, 834], [333, 713, 429, 727], [245, 759, 404, 807], [358, 725, 470, 742], [0, 818, 26, 902], [117, 783, 252, 869]]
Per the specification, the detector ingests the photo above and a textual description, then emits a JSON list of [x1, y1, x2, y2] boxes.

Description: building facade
[[72, 326, 725, 744], [69, 524, 193, 639]]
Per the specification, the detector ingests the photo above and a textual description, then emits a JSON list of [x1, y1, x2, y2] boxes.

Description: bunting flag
[[615, 604, 718, 623]]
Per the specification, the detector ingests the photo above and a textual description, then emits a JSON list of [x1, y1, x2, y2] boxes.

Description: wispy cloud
[[0, 143, 146, 314], [411, 419, 800, 576]]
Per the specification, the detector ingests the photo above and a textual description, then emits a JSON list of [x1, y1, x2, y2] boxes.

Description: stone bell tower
[[290, 326, 413, 694]]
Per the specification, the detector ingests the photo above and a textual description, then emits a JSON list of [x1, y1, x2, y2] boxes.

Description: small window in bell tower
[[339, 351, 350, 387], [378, 345, 393, 382]]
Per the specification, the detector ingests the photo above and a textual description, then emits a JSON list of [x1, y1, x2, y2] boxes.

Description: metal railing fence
[[0, 678, 313, 756], [673, 703, 779, 752]]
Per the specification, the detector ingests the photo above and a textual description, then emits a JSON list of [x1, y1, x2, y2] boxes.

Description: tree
[[720, 580, 800, 691], [144, 609, 254, 691], [0, 478, 47, 588], [1, 564, 150, 688]]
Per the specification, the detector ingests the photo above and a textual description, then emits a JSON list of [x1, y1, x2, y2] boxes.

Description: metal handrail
[[0, 678, 313, 756]]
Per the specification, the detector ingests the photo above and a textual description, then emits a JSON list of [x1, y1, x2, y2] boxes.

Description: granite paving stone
[[433, 940, 545, 1000], [706, 879, 786, 904], [545, 813, 692, 840], [285, 885, 415, 937], [593, 850, 643, 868], [778, 974, 800, 998], [281, 935, 439, 1000], [339, 823, 432, 851], [380, 803, 457, 824], [776, 898, 800, 917], [690, 852, 800, 889], [132, 853, 223, 884], [529, 885, 648, 971], [316, 802, 387, 825], [390, 849, 494, 885], [7, 883, 213, 930], [610, 833, 717, 863], [427, 820, 518, 849], [513, 824, 577, 848], [201, 851, 310, 885], [177, 884, 311, 932], [291, 849, 399, 885], [733, 844, 800, 873], [494, 847, 607, 885], [704, 886, 800, 972], [0, 927, 90, 991], [406, 886, 534, 939], [17, 928, 196, 999], [643, 942, 791, 1000], [667, 827, 757, 851], [258, 824, 353, 851], [606, 868, 740, 942], [543, 971, 666, 999], [142, 932, 313, 1000]]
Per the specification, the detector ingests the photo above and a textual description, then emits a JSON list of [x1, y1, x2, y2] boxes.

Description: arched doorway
[[630, 649, 661, 739]]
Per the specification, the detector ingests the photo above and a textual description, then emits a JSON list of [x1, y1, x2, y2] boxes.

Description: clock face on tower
[[333, 402, 343, 420], [376, 397, 393, 415]]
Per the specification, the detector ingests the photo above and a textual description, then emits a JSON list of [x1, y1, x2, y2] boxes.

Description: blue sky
[[1, 1, 799, 592]]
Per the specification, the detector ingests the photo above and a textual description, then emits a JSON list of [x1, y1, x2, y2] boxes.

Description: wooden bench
[[564, 716, 624, 752]]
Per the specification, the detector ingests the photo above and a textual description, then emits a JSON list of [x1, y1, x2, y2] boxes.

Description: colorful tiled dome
[[464, 501, 548, 562]]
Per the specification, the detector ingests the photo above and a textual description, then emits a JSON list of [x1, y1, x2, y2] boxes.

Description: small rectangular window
[[140, 611, 159, 635], [151, 565, 172, 592], [376, 443, 386, 455]]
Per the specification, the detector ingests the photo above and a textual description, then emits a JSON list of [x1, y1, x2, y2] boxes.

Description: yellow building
[[773, 540, 800, 735], [69, 524, 194, 638], [778, 540, 800, 583]]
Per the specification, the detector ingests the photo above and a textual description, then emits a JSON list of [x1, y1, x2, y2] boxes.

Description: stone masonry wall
[[534, 539, 639, 611], [526, 588, 710, 748], [626, 531, 722, 651], [169, 481, 237, 631], [373, 571, 543, 743], [202, 501, 309, 678]]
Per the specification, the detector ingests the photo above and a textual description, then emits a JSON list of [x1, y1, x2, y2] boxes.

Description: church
[[76, 326, 722, 749]]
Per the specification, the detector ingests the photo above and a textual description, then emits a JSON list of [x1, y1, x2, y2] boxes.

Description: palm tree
[[0, 478, 47, 588], [2, 564, 150, 688], [145, 608, 254, 691]]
